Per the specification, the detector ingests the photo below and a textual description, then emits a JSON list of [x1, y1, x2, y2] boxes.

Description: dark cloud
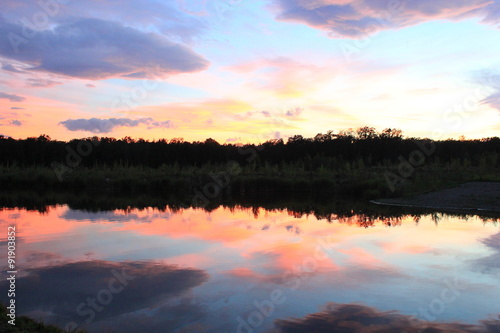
[[26, 78, 63, 87], [0, 0, 208, 43], [0, 91, 25, 102], [0, 17, 209, 79], [272, 302, 500, 333], [10, 107, 24, 110], [483, 231, 500, 250], [470, 231, 500, 275], [273, 0, 497, 38], [60, 209, 172, 223], [7, 213, 20, 219], [9, 119, 22, 126], [59, 117, 174, 133], [0, 260, 209, 329], [1, 63, 24, 73]]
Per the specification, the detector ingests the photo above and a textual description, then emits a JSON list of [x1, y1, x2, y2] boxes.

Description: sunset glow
[[1, 0, 499, 142]]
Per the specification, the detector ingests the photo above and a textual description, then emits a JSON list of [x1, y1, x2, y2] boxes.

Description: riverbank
[[1, 164, 498, 201], [373, 182, 500, 212]]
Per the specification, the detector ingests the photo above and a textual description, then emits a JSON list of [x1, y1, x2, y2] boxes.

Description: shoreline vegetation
[[1, 127, 498, 202], [0, 127, 500, 200], [0, 303, 86, 333]]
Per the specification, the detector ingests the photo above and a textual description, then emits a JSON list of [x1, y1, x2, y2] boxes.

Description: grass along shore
[[1, 303, 86, 333], [1, 161, 498, 201]]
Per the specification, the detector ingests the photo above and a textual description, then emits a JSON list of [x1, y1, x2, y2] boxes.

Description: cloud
[[90, 296, 207, 333], [10, 107, 24, 110], [482, 92, 500, 110], [86, 84, 96, 88], [1, 63, 23, 73], [0, 260, 208, 329], [227, 57, 336, 97], [285, 107, 303, 118], [272, 302, 500, 332], [0, 18, 210, 80], [0, 91, 25, 102], [26, 78, 63, 87], [471, 230, 500, 275], [273, 0, 497, 38], [481, 2, 500, 24], [477, 71, 500, 111], [61, 209, 173, 223], [9, 119, 22, 126], [482, 94, 500, 116], [1, 0, 208, 43], [59, 117, 174, 133], [21, 251, 66, 270], [147, 120, 174, 130]]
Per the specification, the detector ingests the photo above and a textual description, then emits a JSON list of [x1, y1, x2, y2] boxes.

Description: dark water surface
[[1, 202, 499, 332]]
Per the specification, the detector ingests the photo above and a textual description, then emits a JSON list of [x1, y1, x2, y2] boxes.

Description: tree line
[[0, 127, 499, 170]]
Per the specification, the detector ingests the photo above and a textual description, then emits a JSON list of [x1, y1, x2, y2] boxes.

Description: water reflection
[[471, 231, 500, 275], [2, 190, 499, 223], [272, 303, 500, 333], [10, 261, 207, 331], [0, 203, 499, 333]]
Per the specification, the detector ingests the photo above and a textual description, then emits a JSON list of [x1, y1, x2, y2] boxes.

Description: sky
[[0, 0, 499, 143]]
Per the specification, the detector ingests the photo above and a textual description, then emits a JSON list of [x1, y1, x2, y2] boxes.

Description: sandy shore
[[373, 182, 500, 213]]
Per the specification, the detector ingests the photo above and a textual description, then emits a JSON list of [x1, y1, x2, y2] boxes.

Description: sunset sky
[[1, 0, 499, 143]]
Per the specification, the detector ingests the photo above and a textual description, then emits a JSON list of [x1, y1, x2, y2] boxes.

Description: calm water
[[1, 204, 499, 332]]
